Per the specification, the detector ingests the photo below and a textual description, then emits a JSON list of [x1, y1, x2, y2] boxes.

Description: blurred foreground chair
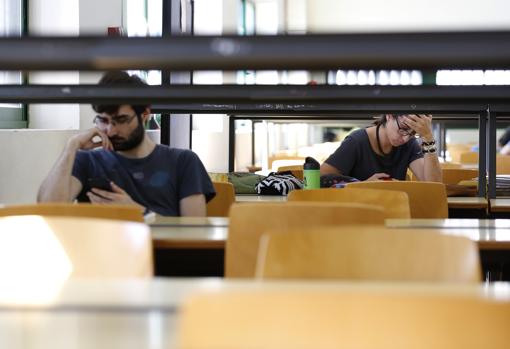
[[347, 181, 448, 218], [178, 287, 510, 349], [0, 203, 144, 222], [0, 215, 153, 278], [288, 187, 411, 218], [256, 226, 480, 283], [459, 151, 479, 164], [206, 181, 235, 217], [441, 168, 479, 185], [226, 202, 385, 278]]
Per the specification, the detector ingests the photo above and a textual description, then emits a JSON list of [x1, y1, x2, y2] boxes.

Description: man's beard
[[109, 121, 145, 151]]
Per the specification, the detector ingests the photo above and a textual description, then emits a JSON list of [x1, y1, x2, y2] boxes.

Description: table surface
[[0, 278, 508, 349]]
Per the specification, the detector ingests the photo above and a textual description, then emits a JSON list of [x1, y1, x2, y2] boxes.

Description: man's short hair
[[92, 71, 149, 116]]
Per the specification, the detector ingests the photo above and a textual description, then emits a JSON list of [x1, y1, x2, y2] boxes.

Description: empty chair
[[226, 202, 385, 278], [347, 181, 448, 218], [288, 187, 411, 219], [440, 162, 462, 169], [459, 151, 479, 164], [0, 215, 153, 278], [441, 168, 478, 185], [206, 181, 236, 217], [256, 226, 481, 283], [277, 165, 303, 180], [178, 288, 510, 349], [496, 155, 510, 174], [0, 203, 144, 222]]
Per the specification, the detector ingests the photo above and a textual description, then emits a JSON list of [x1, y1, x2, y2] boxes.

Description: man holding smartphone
[[38, 71, 215, 216]]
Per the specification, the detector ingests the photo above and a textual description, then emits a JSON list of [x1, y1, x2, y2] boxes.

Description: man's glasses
[[94, 113, 137, 128], [394, 116, 417, 137]]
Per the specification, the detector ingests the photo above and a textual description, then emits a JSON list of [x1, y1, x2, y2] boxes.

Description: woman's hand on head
[[403, 114, 433, 141]]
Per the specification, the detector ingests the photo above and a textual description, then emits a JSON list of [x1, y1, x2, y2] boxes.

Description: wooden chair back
[[226, 202, 385, 278], [277, 165, 303, 180], [497, 155, 510, 174], [206, 181, 236, 217], [0, 215, 153, 278], [448, 143, 474, 162], [459, 151, 479, 164], [288, 187, 411, 218], [179, 288, 510, 349], [441, 168, 479, 185], [0, 203, 144, 222], [256, 226, 481, 283], [347, 181, 448, 218], [440, 162, 462, 169]]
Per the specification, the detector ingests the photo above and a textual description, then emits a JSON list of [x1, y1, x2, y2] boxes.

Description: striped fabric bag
[[255, 171, 303, 195]]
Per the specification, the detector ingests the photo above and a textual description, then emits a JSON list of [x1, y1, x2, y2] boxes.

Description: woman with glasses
[[320, 114, 442, 182]]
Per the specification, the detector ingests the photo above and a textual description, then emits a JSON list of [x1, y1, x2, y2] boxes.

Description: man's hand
[[402, 114, 434, 141], [366, 173, 391, 181], [67, 128, 113, 151], [87, 181, 145, 211]]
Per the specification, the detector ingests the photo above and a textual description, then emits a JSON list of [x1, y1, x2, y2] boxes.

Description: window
[[0, 0, 26, 128]]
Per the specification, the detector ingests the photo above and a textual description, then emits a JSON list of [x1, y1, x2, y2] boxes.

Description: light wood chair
[[0, 203, 144, 222], [440, 162, 462, 169], [459, 151, 479, 164], [347, 181, 449, 218], [0, 215, 153, 278], [206, 181, 236, 217], [178, 288, 510, 349], [226, 202, 385, 278], [496, 155, 510, 174], [256, 226, 481, 283], [288, 187, 411, 219], [277, 165, 303, 180], [441, 168, 479, 185], [448, 143, 474, 163]]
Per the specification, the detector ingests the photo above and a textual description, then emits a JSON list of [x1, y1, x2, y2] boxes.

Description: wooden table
[[447, 197, 488, 209], [490, 199, 510, 213], [235, 194, 287, 202], [386, 218, 510, 250], [0, 278, 508, 349]]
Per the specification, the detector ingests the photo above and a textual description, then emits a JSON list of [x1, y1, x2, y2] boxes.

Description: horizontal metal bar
[[1, 32, 510, 70], [0, 84, 505, 113]]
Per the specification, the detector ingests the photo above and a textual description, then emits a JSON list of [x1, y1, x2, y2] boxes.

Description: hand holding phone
[[87, 177, 112, 191]]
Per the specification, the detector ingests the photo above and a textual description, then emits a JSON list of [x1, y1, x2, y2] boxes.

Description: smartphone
[[87, 177, 112, 191]]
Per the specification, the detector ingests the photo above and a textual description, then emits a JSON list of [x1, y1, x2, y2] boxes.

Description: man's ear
[[141, 107, 151, 123]]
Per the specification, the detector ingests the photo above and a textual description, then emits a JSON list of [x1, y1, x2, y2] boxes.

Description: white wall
[[0, 130, 78, 204], [307, 0, 510, 33]]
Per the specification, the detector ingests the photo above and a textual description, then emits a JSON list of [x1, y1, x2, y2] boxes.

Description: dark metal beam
[[2, 31, 510, 70]]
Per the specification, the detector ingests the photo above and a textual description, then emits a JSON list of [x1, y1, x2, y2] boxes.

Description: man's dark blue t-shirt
[[324, 128, 423, 181], [72, 145, 216, 216]]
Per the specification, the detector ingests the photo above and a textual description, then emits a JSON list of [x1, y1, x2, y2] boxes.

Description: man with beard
[[38, 71, 215, 216]]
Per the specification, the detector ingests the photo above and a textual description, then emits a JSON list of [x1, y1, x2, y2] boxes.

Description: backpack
[[255, 171, 303, 195]]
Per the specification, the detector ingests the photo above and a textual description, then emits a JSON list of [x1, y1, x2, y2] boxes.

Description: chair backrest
[[178, 288, 510, 349], [206, 181, 236, 217], [0, 215, 153, 278], [496, 155, 510, 174], [0, 203, 144, 222], [288, 187, 411, 219], [448, 143, 474, 162], [277, 165, 303, 180], [226, 202, 385, 278], [347, 181, 448, 218], [459, 151, 479, 164], [441, 168, 479, 185], [440, 162, 462, 169], [256, 226, 481, 283]]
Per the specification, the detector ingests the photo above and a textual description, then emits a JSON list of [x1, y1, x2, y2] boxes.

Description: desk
[[0, 278, 509, 349], [385, 218, 510, 250], [447, 197, 488, 218], [236, 194, 287, 202], [490, 199, 510, 213]]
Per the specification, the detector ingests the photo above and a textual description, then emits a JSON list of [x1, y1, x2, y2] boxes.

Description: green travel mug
[[303, 157, 321, 189]]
